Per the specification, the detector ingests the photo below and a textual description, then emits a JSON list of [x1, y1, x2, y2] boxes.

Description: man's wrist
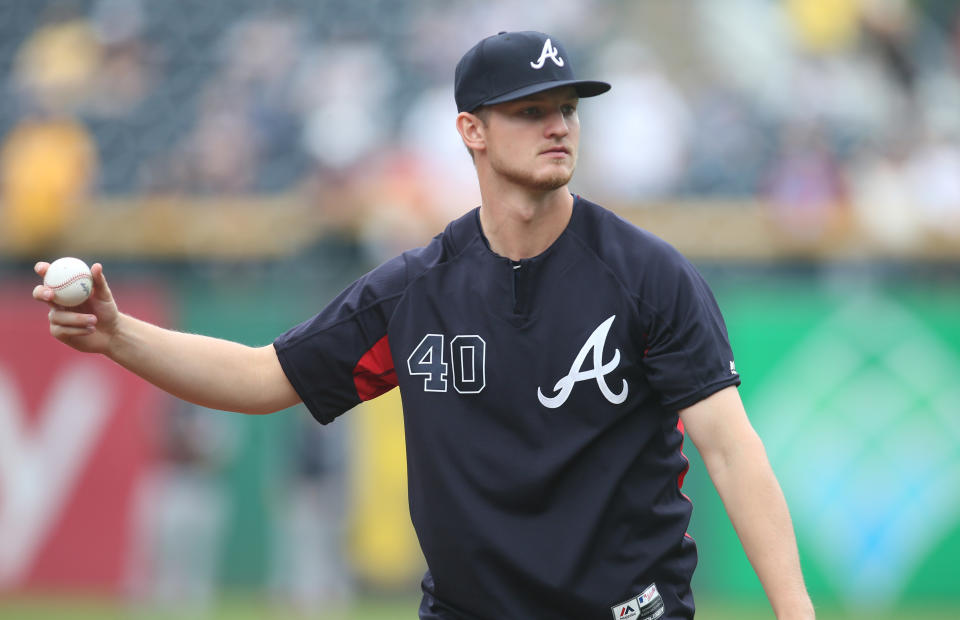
[[103, 312, 132, 360], [775, 599, 815, 620]]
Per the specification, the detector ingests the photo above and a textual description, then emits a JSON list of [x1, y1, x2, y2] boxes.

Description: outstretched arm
[[679, 386, 815, 620], [33, 261, 301, 414]]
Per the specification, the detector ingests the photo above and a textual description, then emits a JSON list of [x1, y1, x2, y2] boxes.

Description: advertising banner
[[0, 284, 167, 594], [690, 279, 960, 609]]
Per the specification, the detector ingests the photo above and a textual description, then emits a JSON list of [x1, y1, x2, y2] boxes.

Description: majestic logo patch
[[611, 601, 639, 620], [530, 38, 564, 69], [538, 315, 627, 408]]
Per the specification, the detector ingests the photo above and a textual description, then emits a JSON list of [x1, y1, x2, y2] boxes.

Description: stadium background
[[1, 0, 959, 618]]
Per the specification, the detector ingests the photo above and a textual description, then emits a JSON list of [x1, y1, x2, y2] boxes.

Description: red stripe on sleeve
[[677, 418, 690, 489], [353, 335, 398, 401]]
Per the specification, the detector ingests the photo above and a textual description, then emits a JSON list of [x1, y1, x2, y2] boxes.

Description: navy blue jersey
[[274, 196, 741, 620]]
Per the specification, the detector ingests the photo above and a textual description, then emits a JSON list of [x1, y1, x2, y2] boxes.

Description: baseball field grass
[[1, 595, 958, 620]]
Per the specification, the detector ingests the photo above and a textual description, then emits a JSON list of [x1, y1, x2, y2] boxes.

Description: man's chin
[[527, 168, 574, 192], [493, 160, 575, 192]]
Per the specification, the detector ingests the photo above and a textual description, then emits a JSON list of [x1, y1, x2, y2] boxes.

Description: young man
[[34, 31, 814, 620]]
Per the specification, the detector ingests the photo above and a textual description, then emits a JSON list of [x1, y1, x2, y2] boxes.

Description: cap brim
[[480, 79, 611, 107]]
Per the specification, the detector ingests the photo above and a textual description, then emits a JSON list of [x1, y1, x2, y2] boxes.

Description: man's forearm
[[107, 313, 290, 414], [705, 432, 815, 619]]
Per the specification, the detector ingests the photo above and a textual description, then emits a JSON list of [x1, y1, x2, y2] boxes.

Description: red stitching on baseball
[[49, 273, 92, 290]]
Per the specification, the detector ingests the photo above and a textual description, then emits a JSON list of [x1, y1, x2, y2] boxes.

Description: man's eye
[[521, 107, 541, 117], [562, 105, 577, 116]]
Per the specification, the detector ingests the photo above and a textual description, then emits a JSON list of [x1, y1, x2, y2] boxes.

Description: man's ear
[[456, 111, 486, 154]]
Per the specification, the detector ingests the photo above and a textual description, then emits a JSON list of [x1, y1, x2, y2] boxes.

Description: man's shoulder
[[388, 207, 480, 281], [571, 196, 689, 273]]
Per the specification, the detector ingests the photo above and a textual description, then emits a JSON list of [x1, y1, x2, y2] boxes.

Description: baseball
[[44, 257, 94, 307]]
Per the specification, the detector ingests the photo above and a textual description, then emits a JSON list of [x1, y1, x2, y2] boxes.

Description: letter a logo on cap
[[530, 38, 564, 69]]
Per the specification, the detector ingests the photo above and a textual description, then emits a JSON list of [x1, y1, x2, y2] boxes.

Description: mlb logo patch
[[638, 583, 659, 605]]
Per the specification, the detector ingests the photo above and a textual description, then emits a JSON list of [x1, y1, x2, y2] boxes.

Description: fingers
[[49, 307, 97, 327], [48, 307, 97, 338], [33, 263, 53, 304], [50, 322, 97, 338], [33, 283, 55, 304], [90, 263, 113, 302], [34, 262, 53, 305]]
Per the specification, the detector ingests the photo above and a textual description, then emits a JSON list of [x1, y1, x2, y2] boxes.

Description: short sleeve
[[639, 248, 740, 410], [274, 256, 406, 424]]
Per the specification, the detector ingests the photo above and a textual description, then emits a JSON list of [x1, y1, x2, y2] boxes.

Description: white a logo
[[538, 315, 628, 408], [530, 38, 564, 69]]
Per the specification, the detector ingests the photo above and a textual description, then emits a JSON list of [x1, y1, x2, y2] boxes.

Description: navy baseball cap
[[455, 31, 611, 113]]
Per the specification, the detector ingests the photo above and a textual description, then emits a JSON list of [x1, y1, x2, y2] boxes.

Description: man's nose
[[544, 109, 570, 138]]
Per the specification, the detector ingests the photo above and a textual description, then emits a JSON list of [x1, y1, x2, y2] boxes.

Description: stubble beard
[[491, 153, 576, 193]]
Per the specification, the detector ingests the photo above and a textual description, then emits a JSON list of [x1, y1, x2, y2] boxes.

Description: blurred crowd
[[1, 0, 960, 254]]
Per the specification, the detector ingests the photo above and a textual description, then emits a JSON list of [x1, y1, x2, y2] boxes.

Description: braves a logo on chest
[[538, 315, 628, 408]]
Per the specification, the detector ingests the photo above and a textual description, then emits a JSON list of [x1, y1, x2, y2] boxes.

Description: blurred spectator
[[785, 0, 860, 54], [913, 66, 960, 156], [160, 82, 260, 195], [355, 152, 453, 263], [84, 0, 155, 119], [129, 403, 235, 607], [0, 111, 97, 252], [695, 0, 909, 147], [217, 11, 308, 191], [694, 0, 796, 116], [398, 85, 482, 218], [141, 12, 308, 195], [845, 133, 924, 251], [11, 4, 101, 112], [576, 40, 692, 203], [404, 0, 609, 84], [290, 37, 407, 251], [762, 120, 847, 241], [1, 3, 100, 252], [682, 85, 774, 196], [905, 130, 960, 239], [859, 0, 917, 92], [293, 40, 397, 173], [955, 10, 960, 64], [270, 411, 353, 611]]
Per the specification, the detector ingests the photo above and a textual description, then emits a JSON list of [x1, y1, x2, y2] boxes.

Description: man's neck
[[477, 188, 574, 261]]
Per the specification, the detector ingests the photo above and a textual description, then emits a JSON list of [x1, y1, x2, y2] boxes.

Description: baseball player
[[34, 31, 814, 620]]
